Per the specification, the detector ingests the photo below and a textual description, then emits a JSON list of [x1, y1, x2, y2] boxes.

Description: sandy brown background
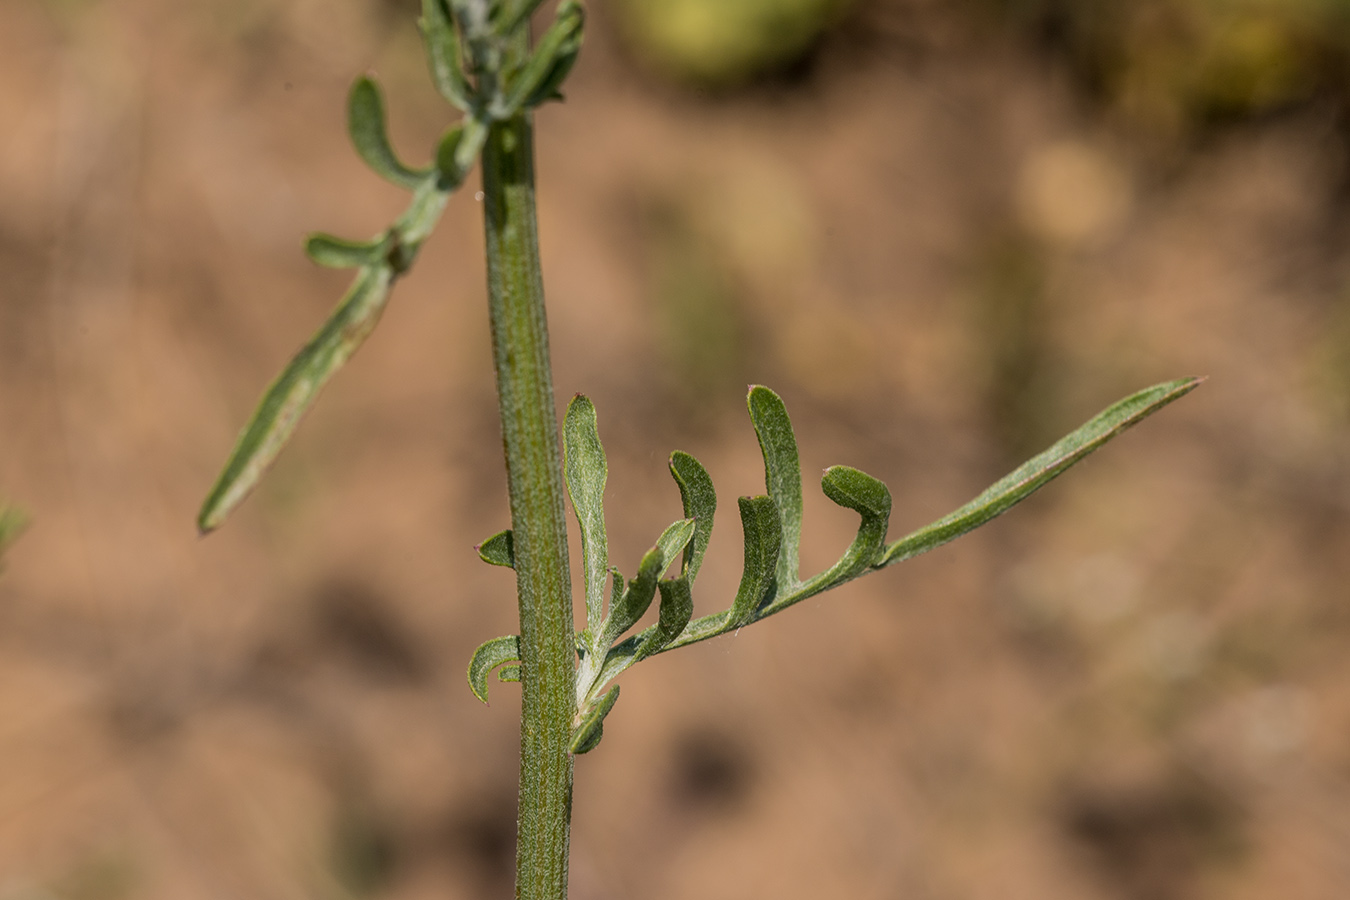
[[2, 1, 1350, 898]]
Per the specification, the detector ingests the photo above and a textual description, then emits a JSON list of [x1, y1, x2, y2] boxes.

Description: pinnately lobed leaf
[[197, 266, 394, 533], [461, 379, 1201, 756], [877, 377, 1204, 567]]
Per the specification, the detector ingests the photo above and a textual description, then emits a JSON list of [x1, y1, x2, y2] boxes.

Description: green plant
[[196, 2, 1199, 897]]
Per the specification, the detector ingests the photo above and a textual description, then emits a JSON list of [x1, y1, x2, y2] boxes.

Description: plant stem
[[481, 27, 576, 900]]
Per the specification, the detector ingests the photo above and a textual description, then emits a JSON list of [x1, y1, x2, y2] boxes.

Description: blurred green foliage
[[0, 504, 25, 569], [995, 0, 1350, 138], [609, 0, 850, 85], [641, 196, 746, 411]]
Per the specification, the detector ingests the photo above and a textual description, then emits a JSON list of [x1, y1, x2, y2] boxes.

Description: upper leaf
[[198, 266, 395, 533], [877, 377, 1204, 567], [748, 386, 802, 591], [669, 451, 716, 582], [564, 395, 609, 640], [348, 76, 429, 190], [496, 0, 585, 115]]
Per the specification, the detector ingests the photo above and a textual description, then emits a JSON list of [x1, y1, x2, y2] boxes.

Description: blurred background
[[2, 0, 1350, 897]]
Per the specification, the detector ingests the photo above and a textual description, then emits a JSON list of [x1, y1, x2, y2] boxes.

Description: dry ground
[[2, 1, 1349, 899]]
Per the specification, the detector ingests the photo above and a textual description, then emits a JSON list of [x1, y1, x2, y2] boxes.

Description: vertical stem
[[481, 30, 576, 900]]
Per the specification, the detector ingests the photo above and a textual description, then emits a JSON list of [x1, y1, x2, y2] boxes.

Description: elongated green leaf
[[569, 685, 619, 755], [198, 266, 395, 533], [419, 0, 471, 110], [602, 519, 694, 646], [564, 395, 608, 639], [468, 634, 521, 703], [498, 664, 520, 682], [789, 466, 892, 602], [348, 76, 427, 190], [725, 495, 781, 628], [305, 232, 387, 269], [669, 451, 716, 582], [878, 377, 1204, 567], [633, 576, 693, 663], [496, 0, 584, 115], [477, 529, 515, 567], [748, 386, 802, 591]]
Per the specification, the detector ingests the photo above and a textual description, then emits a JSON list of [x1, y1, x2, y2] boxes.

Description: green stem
[[481, 36, 576, 900]]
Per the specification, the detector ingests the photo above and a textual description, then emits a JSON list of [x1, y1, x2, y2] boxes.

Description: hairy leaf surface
[[564, 395, 608, 639], [725, 495, 780, 628], [748, 387, 802, 590], [669, 451, 716, 581], [468, 634, 522, 703], [477, 529, 515, 567]]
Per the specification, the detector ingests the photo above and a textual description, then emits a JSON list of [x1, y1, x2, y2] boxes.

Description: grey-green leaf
[[348, 76, 428, 190], [198, 265, 395, 533], [748, 386, 802, 591], [477, 529, 515, 568], [468, 634, 522, 703], [570, 685, 619, 755], [419, 0, 471, 110], [725, 495, 781, 629], [634, 575, 693, 663], [305, 232, 387, 269], [564, 394, 609, 639], [877, 377, 1204, 567], [669, 451, 716, 582]]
